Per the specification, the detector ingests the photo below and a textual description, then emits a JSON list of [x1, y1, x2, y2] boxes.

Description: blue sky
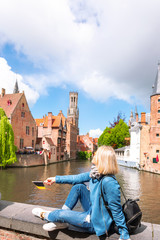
[[0, 0, 160, 137]]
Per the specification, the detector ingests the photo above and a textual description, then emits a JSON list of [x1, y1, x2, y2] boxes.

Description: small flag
[[156, 155, 159, 163], [32, 181, 46, 189]]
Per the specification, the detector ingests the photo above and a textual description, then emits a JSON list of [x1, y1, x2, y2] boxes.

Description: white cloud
[[0, 0, 160, 105], [0, 58, 39, 105], [89, 128, 103, 138]]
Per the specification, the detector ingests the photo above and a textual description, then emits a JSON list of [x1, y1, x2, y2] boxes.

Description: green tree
[[77, 151, 92, 160], [0, 108, 17, 168], [98, 119, 130, 149]]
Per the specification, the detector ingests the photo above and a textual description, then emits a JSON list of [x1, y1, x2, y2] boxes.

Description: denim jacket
[[55, 172, 130, 239]]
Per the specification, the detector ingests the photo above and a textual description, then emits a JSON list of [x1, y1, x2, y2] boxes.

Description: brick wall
[[11, 94, 36, 150], [66, 122, 77, 159], [150, 95, 160, 144]]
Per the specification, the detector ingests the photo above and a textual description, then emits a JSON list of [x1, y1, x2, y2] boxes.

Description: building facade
[[77, 133, 98, 153], [118, 64, 160, 174], [66, 92, 79, 159], [36, 92, 79, 161], [0, 86, 36, 150], [35, 111, 67, 161]]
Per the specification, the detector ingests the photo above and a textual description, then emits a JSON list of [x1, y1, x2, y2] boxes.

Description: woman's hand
[[43, 177, 56, 185]]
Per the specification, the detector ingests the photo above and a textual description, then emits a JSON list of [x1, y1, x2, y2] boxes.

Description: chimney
[[1, 88, 5, 97], [141, 112, 146, 124], [48, 112, 52, 128]]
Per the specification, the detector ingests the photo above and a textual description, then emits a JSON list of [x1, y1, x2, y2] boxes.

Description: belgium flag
[[32, 181, 46, 189]]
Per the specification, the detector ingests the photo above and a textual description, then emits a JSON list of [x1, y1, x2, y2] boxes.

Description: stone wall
[[12, 154, 45, 167]]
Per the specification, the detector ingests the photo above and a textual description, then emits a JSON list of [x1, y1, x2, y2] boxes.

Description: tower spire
[[151, 63, 160, 96], [13, 79, 19, 94]]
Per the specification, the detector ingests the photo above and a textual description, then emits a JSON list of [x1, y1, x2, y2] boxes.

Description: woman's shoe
[[32, 208, 51, 219], [43, 222, 57, 231]]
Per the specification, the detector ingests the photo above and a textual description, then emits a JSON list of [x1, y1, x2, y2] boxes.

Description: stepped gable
[[0, 92, 23, 118], [35, 111, 66, 128]]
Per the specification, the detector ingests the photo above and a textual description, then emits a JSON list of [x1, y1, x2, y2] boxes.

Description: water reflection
[[0, 160, 160, 224]]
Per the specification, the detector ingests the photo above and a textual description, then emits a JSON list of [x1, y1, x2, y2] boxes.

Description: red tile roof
[[35, 113, 66, 128], [0, 93, 23, 118]]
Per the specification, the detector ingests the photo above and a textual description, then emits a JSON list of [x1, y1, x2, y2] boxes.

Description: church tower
[[67, 92, 79, 133], [13, 80, 19, 94]]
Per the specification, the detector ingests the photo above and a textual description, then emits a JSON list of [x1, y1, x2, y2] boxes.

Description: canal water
[[0, 160, 160, 224]]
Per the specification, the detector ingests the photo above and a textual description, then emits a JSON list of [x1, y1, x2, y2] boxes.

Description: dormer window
[[7, 100, 12, 106]]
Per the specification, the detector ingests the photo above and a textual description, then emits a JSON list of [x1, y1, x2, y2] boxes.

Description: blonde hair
[[92, 146, 119, 175]]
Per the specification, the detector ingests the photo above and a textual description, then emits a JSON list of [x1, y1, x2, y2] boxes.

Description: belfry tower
[[67, 92, 79, 134]]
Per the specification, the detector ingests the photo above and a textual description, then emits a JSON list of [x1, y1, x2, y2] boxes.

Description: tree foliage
[[109, 112, 126, 128], [77, 151, 92, 160], [0, 108, 17, 168], [98, 119, 130, 149]]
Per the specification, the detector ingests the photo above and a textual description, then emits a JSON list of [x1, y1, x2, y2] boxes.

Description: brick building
[[77, 133, 98, 153], [35, 111, 67, 161], [0, 84, 36, 150], [36, 92, 79, 160], [66, 92, 79, 159], [128, 64, 160, 174]]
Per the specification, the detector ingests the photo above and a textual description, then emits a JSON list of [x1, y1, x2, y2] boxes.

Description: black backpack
[[100, 176, 142, 234]]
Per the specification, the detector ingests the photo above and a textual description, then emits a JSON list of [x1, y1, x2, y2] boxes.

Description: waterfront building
[[77, 133, 98, 153], [35, 92, 79, 160], [35, 111, 67, 161], [0, 84, 36, 150], [116, 64, 160, 174]]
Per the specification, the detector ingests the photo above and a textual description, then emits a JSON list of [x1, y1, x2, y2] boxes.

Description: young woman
[[32, 146, 131, 240]]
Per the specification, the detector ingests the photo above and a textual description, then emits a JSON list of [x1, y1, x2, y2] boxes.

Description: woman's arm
[[44, 172, 90, 185], [102, 177, 130, 240]]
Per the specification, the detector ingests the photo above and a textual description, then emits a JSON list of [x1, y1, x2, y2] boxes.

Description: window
[[7, 100, 12, 106], [158, 99, 160, 102], [26, 126, 29, 135], [58, 138, 61, 144], [21, 112, 25, 118], [156, 133, 159, 137], [156, 150, 159, 153], [153, 158, 157, 163], [158, 120, 160, 124], [22, 103, 24, 107], [32, 140, 34, 148], [63, 131, 66, 137], [71, 97, 73, 102], [58, 130, 61, 136], [57, 147, 59, 152], [20, 139, 24, 149], [32, 127, 34, 136], [158, 110, 160, 113]]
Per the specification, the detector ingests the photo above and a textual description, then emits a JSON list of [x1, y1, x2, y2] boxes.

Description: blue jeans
[[45, 184, 95, 233]]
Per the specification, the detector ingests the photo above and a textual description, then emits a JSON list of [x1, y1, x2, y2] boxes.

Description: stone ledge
[[0, 200, 160, 239]]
